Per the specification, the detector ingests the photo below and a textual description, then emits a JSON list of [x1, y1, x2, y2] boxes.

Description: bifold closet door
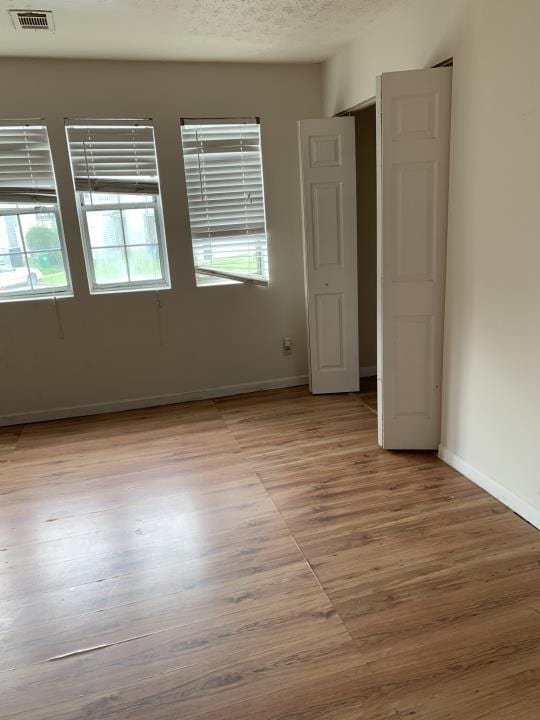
[[298, 117, 359, 394], [377, 68, 452, 449]]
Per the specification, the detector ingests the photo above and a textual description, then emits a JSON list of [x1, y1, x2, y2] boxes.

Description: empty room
[[0, 0, 539, 718]]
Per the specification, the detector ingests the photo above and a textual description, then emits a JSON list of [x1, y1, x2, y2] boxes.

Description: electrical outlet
[[282, 337, 292, 356]]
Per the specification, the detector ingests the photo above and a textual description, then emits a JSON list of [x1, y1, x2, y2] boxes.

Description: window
[[66, 119, 169, 293], [0, 122, 72, 301], [181, 118, 269, 286]]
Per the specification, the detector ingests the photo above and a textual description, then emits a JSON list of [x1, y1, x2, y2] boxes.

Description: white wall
[[324, 0, 540, 522], [0, 59, 321, 422]]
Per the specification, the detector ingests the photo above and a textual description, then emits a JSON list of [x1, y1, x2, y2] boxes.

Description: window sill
[[89, 282, 172, 296], [0, 291, 74, 304], [195, 266, 269, 287]]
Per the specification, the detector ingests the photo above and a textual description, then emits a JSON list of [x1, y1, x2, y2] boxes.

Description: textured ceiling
[[0, 0, 406, 62]]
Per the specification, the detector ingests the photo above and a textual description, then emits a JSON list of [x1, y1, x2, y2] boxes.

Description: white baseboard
[[438, 445, 540, 531], [0, 374, 309, 427], [360, 365, 377, 378]]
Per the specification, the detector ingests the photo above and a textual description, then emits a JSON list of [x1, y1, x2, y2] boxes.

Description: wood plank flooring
[[1, 387, 539, 719]]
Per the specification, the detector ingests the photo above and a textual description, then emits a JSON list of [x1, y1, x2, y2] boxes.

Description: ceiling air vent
[[9, 10, 55, 31]]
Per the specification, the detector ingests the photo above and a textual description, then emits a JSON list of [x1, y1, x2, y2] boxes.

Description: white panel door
[[298, 118, 359, 394], [377, 68, 452, 449]]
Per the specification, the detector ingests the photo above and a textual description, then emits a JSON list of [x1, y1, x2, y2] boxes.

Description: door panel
[[393, 314, 434, 417], [298, 118, 358, 394], [377, 68, 452, 449], [393, 161, 436, 281], [315, 292, 345, 370], [312, 183, 343, 267]]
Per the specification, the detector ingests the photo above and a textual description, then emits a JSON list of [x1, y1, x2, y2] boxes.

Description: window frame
[[180, 117, 270, 288], [0, 121, 73, 303], [66, 119, 171, 296], [0, 204, 73, 302], [76, 193, 170, 294]]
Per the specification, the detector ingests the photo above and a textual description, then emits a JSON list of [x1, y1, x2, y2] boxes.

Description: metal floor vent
[[9, 10, 55, 31]]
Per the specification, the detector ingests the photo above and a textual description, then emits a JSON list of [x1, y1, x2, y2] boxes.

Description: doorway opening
[[352, 104, 377, 415]]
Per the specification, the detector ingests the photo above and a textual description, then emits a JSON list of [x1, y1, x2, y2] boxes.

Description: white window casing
[[65, 119, 170, 294], [0, 121, 72, 301]]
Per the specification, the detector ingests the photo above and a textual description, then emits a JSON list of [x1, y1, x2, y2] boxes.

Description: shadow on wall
[[354, 104, 377, 372]]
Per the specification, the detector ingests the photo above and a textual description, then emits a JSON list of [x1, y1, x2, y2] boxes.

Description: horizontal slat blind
[[181, 119, 268, 279], [66, 121, 159, 195], [0, 124, 57, 204]]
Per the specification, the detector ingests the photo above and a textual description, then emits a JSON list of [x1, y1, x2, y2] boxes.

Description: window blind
[[181, 119, 268, 281], [0, 124, 57, 204], [66, 120, 159, 196]]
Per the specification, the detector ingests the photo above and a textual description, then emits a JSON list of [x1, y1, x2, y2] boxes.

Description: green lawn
[[30, 254, 259, 288], [36, 270, 67, 287], [208, 256, 259, 273]]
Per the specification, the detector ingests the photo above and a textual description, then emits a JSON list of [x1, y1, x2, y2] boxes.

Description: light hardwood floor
[[1, 387, 539, 719]]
